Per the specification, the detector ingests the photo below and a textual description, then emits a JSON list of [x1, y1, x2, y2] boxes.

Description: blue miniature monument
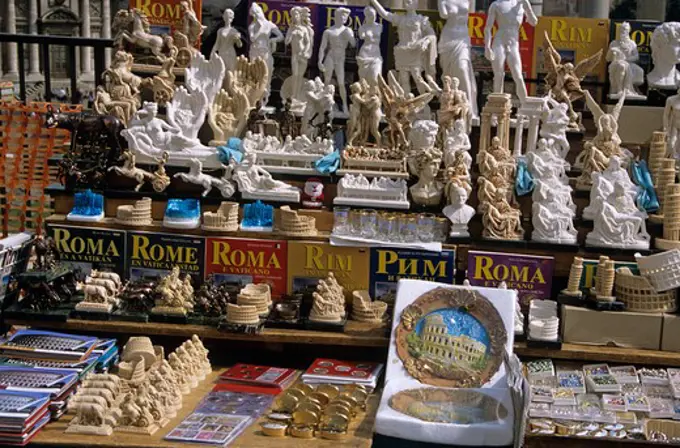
[[67, 189, 104, 222], [240, 200, 273, 232], [163, 198, 201, 229]]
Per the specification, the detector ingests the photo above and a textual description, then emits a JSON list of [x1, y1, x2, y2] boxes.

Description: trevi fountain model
[[375, 279, 523, 446]]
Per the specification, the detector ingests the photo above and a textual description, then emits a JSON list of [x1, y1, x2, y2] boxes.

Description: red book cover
[[302, 359, 384, 384], [219, 364, 297, 389]]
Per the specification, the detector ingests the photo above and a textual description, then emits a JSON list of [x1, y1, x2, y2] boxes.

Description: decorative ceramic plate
[[395, 287, 507, 388], [389, 388, 508, 424]]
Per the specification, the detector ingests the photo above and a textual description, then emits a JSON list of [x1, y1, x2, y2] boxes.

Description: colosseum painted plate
[[389, 388, 508, 424], [395, 287, 507, 388]]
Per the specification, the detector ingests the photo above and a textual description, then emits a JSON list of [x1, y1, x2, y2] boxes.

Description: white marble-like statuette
[[531, 180, 577, 245], [539, 97, 571, 160], [318, 7, 356, 115], [282, 6, 314, 113], [444, 119, 472, 169], [648, 22, 680, 89], [443, 184, 475, 237], [210, 9, 242, 73], [586, 182, 650, 250], [173, 159, 236, 198], [302, 77, 335, 138], [582, 156, 639, 220], [607, 25, 646, 101], [231, 154, 301, 202], [408, 120, 444, 206], [369, 0, 438, 96], [249, 2, 284, 107], [334, 174, 409, 209], [438, 0, 478, 117], [484, 0, 537, 103], [357, 6, 383, 87], [663, 88, 680, 159]]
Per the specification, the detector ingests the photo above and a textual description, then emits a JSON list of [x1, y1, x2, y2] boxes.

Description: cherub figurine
[[543, 31, 603, 129]]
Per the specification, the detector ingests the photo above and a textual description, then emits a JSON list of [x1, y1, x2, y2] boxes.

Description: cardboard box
[[662, 314, 680, 352], [561, 305, 662, 350]]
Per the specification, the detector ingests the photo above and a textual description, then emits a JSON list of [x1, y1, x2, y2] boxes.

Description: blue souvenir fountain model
[[163, 199, 201, 229], [67, 189, 104, 222], [240, 200, 273, 232]]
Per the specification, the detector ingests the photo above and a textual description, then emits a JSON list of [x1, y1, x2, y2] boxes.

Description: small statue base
[[218, 318, 265, 334], [67, 211, 105, 223], [560, 289, 583, 298], [134, 151, 222, 169], [305, 316, 347, 333], [75, 302, 114, 313], [252, 153, 327, 176], [239, 224, 273, 233], [202, 223, 238, 232], [163, 216, 201, 229], [531, 234, 578, 246], [338, 152, 409, 180], [65, 425, 114, 436], [656, 238, 680, 250], [151, 306, 187, 316], [241, 191, 301, 203], [333, 196, 409, 210], [585, 234, 650, 251], [115, 424, 159, 436]]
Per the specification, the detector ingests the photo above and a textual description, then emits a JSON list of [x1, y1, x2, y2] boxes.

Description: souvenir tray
[[0, 330, 97, 362]]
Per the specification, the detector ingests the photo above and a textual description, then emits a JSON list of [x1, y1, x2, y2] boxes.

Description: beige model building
[[114, 198, 153, 226], [226, 303, 260, 325], [351, 290, 387, 323], [479, 94, 512, 154], [236, 283, 272, 317], [202, 202, 239, 231], [277, 206, 317, 236], [561, 257, 584, 297], [650, 159, 677, 223]]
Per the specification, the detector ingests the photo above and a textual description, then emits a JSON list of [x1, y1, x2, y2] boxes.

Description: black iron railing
[[0, 33, 115, 103]]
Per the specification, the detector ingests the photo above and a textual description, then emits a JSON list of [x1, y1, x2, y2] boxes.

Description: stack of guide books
[[301, 358, 384, 389], [218, 364, 298, 394], [0, 390, 51, 446], [0, 330, 99, 362]]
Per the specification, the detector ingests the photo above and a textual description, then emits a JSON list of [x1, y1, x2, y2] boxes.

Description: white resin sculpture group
[[101, 0, 663, 250]]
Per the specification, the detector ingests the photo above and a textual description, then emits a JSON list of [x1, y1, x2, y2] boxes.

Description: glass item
[[417, 213, 436, 242], [67, 189, 104, 222], [349, 210, 362, 236], [360, 209, 378, 239], [241, 200, 274, 231], [434, 217, 449, 242], [378, 214, 397, 242], [333, 207, 351, 235], [164, 198, 201, 229], [399, 215, 417, 243]]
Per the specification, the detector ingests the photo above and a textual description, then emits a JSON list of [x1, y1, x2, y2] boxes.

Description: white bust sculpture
[[283, 6, 314, 111], [438, 0, 478, 117], [539, 97, 571, 160], [648, 22, 680, 89], [443, 119, 471, 169], [586, 182, 650, 250], [531, 181, 577, 245], [369, 0, 438, 96], [408, 120, 443, 206], [211, 9, 241, 73], [664, 88, 680, 159], [484, 0, 537, 103], [318, 7, 356, 115], [357, 7, 383, 87], [249, 2, 284, 107], [443, 184, 475, 237]]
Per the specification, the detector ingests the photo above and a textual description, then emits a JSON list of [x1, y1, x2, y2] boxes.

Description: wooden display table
[[30, 370, 377, 448]]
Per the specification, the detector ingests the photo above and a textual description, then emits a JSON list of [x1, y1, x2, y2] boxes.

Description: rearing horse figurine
[[113, 9, 165, 60]]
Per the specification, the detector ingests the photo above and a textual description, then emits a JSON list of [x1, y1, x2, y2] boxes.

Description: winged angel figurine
[[208, 56, 269, 144], [575, 91, 630, 190], [378, 71, 434, 152], [543, 31, 603, 130]]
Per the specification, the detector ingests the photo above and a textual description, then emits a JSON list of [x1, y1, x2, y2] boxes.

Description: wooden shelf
[[7, 319, 680, 366], [3, 318, 390, 348], [30, 369, 376, 448]]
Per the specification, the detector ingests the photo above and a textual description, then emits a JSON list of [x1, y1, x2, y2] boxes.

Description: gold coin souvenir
[[325, 403, 352, 417], [261, 422, 288, 437], [287, 388, 307, 401], [291, 383, 314, 395], [290, 425, 315, 439], [336, 394, 359, 409], [267, 413, 293, 423], [320, 413, 349, 430], [310, 391, 330, 406], [293, 409, 319, 426], [346, 388, 368, 405], [297, 400, 323, 415], [316, 384, 340, 399], [276, 393, 299, 413], [342, 384, 368, 394], [318, 428, 348, 440]]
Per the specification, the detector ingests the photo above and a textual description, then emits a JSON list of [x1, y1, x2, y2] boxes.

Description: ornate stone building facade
[[420, 314, 487, 368], [0, 0, 113, 88]]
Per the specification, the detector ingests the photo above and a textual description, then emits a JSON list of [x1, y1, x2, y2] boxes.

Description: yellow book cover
[[532, 17, 610, 96], [287, 241, 369, 299]]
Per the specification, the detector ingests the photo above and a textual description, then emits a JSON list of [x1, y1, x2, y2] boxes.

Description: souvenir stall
[[4, 0, 680, 446]]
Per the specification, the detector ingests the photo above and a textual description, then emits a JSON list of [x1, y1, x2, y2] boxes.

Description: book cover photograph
[[205, 237, 287, 298], [47, 224, 126, 278], [369, 247, 455, 304], [466, 250, 554, 308], [128, 0, 203, 36], [126, 231, 205, 285], [287, 241, 369, 298]]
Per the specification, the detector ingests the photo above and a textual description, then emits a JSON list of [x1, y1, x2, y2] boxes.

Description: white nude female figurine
[[357, 6, 383, 87], [484, 0, 537, 103], [249, 2, 284, 107], [438, 0, 478, 117], [319, 7, 356, 115], [211, 9, 241, 73], [285, 7, 314, 105], [370, 0, 438, 96]]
